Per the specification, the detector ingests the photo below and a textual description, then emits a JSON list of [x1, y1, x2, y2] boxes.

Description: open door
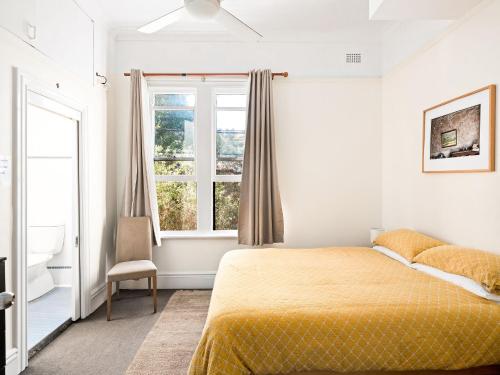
[[24, 90, 81, 358]]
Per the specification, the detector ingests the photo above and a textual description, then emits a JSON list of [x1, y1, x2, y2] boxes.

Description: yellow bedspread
[[189, 248, 500, 375]]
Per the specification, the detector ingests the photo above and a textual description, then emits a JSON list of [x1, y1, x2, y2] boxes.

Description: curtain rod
[[123, 71, 289, 78]]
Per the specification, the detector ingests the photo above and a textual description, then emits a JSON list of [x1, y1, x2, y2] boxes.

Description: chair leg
[[107, 281, 112, 321], [152, 274, 157, 314], [148, 277, 151, 296], [116, 281, 120, 300]]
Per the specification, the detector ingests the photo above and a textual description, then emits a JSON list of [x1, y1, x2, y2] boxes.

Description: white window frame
[[149, 80, 247, 238], [151, 87, 199, 232], [211, 87, 247, 232]]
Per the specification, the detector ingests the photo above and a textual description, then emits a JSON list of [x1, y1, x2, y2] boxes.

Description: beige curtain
[[123, 69, 161, 246], [238, 69, 284, 246]]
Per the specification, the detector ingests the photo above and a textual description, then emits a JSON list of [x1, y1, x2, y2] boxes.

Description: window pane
[[155, 93, 195, 107], [214, 182, 240, 231], [216, 110, 246, 175], [216, 110, 246, 131], [154, 160, 194, 176], [216, 160, 243, 175], [217, 94, 246, 108], [157, 182, 197, 231], [155, 110, 195, 175]]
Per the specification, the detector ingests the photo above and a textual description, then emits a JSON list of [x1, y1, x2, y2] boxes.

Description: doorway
[[20, 89, 82, 360]]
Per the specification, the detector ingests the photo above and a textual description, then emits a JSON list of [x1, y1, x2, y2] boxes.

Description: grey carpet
[[22, 289, 175, 375], [126, 290, 211, 375]]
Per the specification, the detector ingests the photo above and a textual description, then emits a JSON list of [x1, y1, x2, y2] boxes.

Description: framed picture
[[422, 85, 496, 173], [441, 129, 457, 148]]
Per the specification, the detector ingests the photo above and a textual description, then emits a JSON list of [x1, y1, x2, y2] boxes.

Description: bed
[[188, 247, 500, 375]]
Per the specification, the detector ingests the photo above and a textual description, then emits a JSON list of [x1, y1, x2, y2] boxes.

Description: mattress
[[188, 247, 500, 375]]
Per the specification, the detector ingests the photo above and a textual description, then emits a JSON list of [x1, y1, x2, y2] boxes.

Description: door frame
[[13, 69, 91, 372]]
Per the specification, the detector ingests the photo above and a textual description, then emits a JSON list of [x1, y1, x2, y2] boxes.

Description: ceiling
[[85, 0, 457, 43], [79, 0, 484, 73]]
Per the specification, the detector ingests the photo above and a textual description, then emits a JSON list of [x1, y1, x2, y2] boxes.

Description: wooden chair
[[107, 216, 157, 321]]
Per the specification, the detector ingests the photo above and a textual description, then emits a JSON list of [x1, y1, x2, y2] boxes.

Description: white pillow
[[411, 263, 500, 303], [372, 245, 412, 266]]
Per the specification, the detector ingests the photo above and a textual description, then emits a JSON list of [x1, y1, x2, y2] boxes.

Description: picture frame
[[422, 85, 496, 173], [441, 129, 457, 148]]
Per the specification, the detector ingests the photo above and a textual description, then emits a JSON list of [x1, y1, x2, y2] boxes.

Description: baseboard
[[6, 348, 19, 375], [89, 282, 107, 314], [158, 272, 216, 289], [120, 271, 216, 290]]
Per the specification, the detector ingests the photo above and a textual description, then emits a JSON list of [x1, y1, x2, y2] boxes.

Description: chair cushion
[[107, 260, 157, 282]]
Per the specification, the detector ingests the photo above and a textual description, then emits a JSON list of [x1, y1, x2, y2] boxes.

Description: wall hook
[[95, 72, 107, 85]]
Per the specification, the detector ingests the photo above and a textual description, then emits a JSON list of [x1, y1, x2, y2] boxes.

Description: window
[[213, 93, 247, 230], [152, 84, 247, 235], [154, 92, 197, 231]]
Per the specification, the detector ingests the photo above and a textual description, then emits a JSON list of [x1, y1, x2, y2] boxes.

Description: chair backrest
[[116, 216, 152, 263]]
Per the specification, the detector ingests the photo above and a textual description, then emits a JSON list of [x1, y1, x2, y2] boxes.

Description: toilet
[[27, 225, 65, 302]]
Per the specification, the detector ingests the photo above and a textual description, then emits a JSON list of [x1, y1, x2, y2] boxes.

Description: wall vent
[[346, 53, 362, 64]]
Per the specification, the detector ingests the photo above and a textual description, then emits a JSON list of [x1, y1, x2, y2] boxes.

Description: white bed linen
[[372, 245, 412, 266], [411, 262, 500, 302]]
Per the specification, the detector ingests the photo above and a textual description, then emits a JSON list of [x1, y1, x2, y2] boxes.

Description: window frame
[[151, 87, 199, 232], [211, 87, 247, 232], [150, 80, 248, 238]]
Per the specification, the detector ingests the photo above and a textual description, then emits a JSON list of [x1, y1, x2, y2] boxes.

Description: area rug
[[126, 290, 211, 375]]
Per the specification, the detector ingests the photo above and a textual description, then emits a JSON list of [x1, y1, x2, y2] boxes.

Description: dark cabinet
[[0, 258, 15, 375]]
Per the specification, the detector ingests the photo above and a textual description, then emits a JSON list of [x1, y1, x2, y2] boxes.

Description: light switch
[[0, 155, 11, 186]]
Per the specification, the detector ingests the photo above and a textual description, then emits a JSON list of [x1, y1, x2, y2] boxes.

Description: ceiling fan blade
[[138, 6, 186, 34], [215, 8, 263, 41]]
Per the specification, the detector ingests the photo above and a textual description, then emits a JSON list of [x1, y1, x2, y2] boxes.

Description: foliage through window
[[213, 94, 247, 230], [153, 87, 247, 233], [154, 92, 197, 231]]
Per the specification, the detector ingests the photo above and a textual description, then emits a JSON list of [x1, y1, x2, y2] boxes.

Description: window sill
[[160, 230, 238, 239]]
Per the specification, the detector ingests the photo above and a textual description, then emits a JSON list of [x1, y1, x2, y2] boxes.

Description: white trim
[[149, 86, 198, 94], [160, 230, 237, 239], [157, 272, 216, 289], [155, 175, 196, 182], [6, 348, 19, 375], [89, 282, 108, 314], [13, 68, 27, 373], [147, 77, 248, 86], [215, 106, 246, 112], [13, 69, 90, 372], [197, 85, 213, 232], [213, 175, 241, 183], [27, 92, 81, 121], [153, 105, 195, 111], [122, 272, 216, 290]]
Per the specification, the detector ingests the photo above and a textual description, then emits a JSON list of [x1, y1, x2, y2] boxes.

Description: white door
[[26, 90, 81, 325]]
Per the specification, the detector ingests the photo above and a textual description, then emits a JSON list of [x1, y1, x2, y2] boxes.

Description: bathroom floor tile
[[28, 287, 72, 350]]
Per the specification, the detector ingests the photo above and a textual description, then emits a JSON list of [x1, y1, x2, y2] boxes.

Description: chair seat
[[107, 260, 157, 282]]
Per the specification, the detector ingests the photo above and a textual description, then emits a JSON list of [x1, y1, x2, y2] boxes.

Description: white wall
[[113, 38, 382, 77], [111, 40, 382, 288], [275, 78, 382, 248], [0, 21, 111, 356], [381, 1, 500, 253]]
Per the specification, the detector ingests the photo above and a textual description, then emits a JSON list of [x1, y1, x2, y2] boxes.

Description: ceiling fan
[[138, 0, 263, 40]]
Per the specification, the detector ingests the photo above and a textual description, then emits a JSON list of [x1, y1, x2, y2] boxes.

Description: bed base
[[287, 365, 500, 375]]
